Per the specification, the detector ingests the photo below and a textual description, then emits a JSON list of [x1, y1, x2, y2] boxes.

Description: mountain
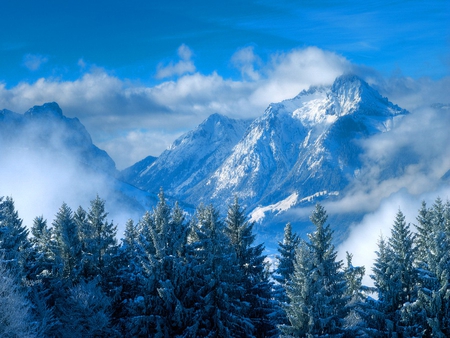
[[0, 102, 157, 228], [121, 113, 251, 202], [1, 102, 117, 175], [124, 75, 408, 223]]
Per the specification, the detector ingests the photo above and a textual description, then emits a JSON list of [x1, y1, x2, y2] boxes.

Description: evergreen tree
[[186, 204, 253, 337], [343, 252, 367, 336], [415, 198, 450, 336], [123, 190, 192, 337], [273, 222, 300, 328], [0, 258, 37, 338], [51, 202, 82, 282], [389, 210, 420, 336], [225, 196, 277, 337], [80, 196, 118, 285], [280, 204, 348, 337], [28, 216, 53, 279], [0, 196, 31, 277], [113, 219, 143, 332], [274, 222, 300, 286], [58, 279, 117, 337]]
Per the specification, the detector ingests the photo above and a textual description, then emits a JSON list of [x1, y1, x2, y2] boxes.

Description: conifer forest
[[1, 192, 450, 337]]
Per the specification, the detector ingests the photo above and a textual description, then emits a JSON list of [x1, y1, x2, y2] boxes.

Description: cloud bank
[[0, 46, 352, 169], [0, 44, 448, 273]]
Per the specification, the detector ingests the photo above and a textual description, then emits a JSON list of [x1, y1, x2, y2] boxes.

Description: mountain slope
[[1, 102, 117, 175], [126, 75, 408, 219], [0, 102, 157, 228], [122, 113, 251, 200]]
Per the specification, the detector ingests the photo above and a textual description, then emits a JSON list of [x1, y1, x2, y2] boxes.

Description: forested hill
[[1, 193, 450, 336]]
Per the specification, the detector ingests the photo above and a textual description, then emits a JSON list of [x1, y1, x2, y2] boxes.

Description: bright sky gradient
[[1, 0, 449, 168]]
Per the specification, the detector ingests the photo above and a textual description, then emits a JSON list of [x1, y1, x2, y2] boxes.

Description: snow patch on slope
[[250, 192, 299, 223]]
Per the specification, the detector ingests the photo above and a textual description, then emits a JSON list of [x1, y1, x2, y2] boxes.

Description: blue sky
[[1, 0, 449, 168]]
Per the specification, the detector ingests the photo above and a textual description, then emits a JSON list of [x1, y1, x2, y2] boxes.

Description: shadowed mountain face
[[1, 102, 117, 176], [123, 75, 408, 219], [0, 102, 157, 229]]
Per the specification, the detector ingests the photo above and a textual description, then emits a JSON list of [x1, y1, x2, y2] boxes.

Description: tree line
[[0, 192, 449, 337]]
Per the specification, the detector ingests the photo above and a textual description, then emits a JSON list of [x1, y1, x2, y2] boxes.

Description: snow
[[123, 74, 409, 225], [250, 192, 299, 223]]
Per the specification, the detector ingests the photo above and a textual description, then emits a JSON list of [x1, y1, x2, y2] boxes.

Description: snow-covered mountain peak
[[263, 75, 406, 129], [24, 102, 63, 119], [124, 74, 410, 227], [329, 74, 406, 118], [169, 113, 246, 151]]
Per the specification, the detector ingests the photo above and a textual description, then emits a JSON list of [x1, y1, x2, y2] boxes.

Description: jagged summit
[[124, 75, 409, 219], [123, 112, 251, 197], [1, 102, 117, 175], [24, 102, 63, 118]]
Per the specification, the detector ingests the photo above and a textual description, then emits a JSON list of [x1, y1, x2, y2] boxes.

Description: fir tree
[[124, 190, 192, 337], [415, 198, 450, 336], [0, 258, 37, 338], [80, 196, 118, 285], [51, 202, 82, 282], [225, 196, 278, 337], [0, 196, 31, 277], [280, 204, 348, 337], [186, 204, 253, 337], [57, 279, 117, 337], [28, 216, 53, 280], [274, 222, 300, 286], [273, 222, 300, 328], [343, 252, 367, 336]]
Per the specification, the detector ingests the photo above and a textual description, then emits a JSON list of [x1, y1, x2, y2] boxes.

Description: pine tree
[[273, 222, 300, 328], [280, 204, 348, 337], [80, 196, 118, 285], [28, 216, 53, 279], [51, 202, 82, 282], [123, 190, 192, 337], [225, 196, 277, 337], [0, 258, 37, 338], [0, 196, 31, 277], [186, 204, 253, 337], [415, 198, 450, 336]]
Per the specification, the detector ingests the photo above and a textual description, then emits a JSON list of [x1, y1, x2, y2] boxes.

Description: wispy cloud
[[22, 53, 49, 71], [1, 46, 353, 169], [155, 44, 196, 79], [231, 46, 262, 81], [1, 46, 448, 171]]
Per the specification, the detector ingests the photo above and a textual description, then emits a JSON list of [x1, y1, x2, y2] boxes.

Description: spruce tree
[[225, 196, 277, 337], [80, 196, 118, 285], [124, 190, 192, 337], [0, 258, 37, 338], [274, 222, 300, 287], [186, 204, 253, 337], [0, 196, 31, 277], [415, 198, 450, 336], [389, 210, 419, 335], [51, 202, 82, 282], [280, 204, 348, 337], [273, 222, 300, 328], [342, 252, 367, 336]]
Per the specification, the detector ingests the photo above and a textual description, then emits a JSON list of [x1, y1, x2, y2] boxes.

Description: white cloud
[[231, 46, 262, 81], [155, 44, 196, 79], [1, 45, 448, 172], [77, 58, 86, 69], [336, 184, 450, 287], [22, 54, 48, 71]]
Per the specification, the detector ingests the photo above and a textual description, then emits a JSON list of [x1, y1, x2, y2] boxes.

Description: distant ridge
[[122, 75, 408, 221]]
